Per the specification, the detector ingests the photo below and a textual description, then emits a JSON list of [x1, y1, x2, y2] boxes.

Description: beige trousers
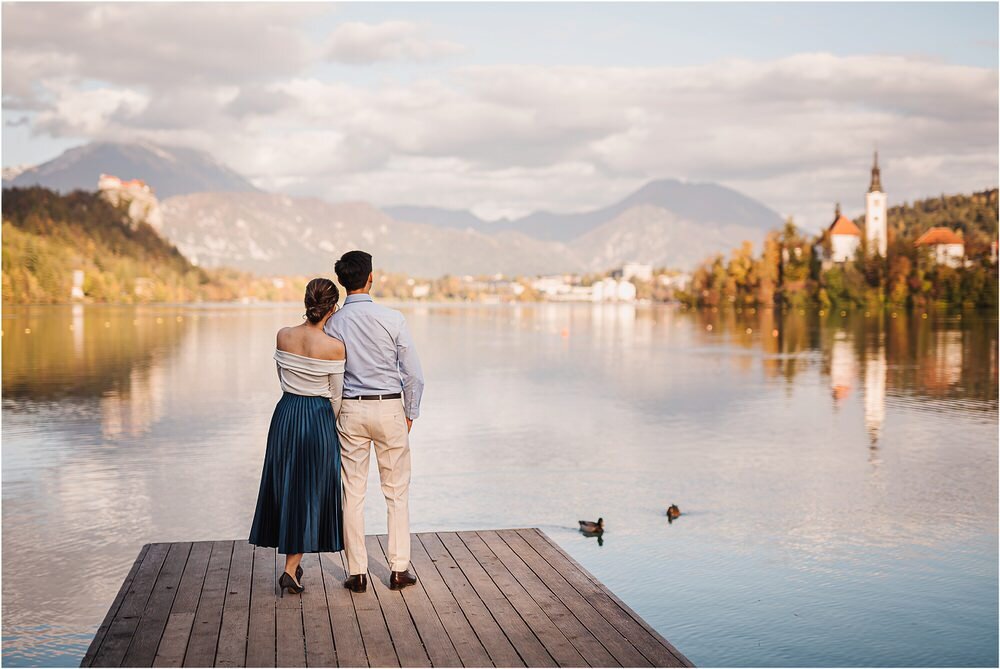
[[336, 397, 411, 574]]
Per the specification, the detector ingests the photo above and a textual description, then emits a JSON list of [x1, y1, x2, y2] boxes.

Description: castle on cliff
[[97, 173, 163, 229]]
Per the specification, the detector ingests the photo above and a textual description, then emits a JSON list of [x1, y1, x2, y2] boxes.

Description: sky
[[2, 1, 998, 230]]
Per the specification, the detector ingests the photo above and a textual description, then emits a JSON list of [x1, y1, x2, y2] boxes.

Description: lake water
[[2, 302, 997, 667]]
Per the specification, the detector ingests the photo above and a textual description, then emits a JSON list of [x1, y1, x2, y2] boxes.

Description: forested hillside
[[2, 187, 304, 303]]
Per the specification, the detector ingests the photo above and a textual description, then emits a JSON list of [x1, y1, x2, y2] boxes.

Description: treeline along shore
[[678, 190, 998, 311], [2, 186, 997, 309]]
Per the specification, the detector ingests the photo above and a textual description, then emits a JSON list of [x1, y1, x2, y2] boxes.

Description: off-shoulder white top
[[274, 350, 345, 416]]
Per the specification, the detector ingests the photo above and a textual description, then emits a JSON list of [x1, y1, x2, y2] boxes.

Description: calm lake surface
[[2, 302, 997, 667]]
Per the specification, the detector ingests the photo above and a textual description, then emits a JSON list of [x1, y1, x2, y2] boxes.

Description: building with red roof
[[828, 203, 861, 263], [915, 227, 965, 268]]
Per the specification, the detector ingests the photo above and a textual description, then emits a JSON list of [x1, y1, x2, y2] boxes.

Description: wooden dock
[[81, 528, 692, 668]]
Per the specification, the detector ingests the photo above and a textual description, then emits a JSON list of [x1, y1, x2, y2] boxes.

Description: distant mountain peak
[[4, 140, 258, 198]]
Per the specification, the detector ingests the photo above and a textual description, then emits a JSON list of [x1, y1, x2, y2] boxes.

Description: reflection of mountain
[[1, 306, 189, 403]]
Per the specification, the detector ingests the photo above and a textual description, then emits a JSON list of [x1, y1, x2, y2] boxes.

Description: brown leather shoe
[[343, 574, 367, 593], [389, 570, 417, 590]]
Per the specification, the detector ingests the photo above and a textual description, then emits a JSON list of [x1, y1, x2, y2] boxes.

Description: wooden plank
[[152, 542, 212, 668], [528, 530, 693, 667], [365, 535, 431, 667], [337, 550, 399, 668], [408, 534, 492, 668], [276, 547, 306, 668], [170, 543, 214, 614], [152, 614, 196, 668], [497, 530, 650, 668], [516, 529, 686, 667], [299, 553, 336, 668], [183, 540, 234, 667], [123, 542, 192, 667], [318, 552, 367, 668], [246, 546, 276, 668], [457, 531, 585, 668], [91, 542, 171, 667], [215, 541, 255, 667], [478, 531, 619, 668], [377, 535, 462, 668], [438, 532, 555, 668], [419, 533, 523, 668], [82, 544, 150, 667]]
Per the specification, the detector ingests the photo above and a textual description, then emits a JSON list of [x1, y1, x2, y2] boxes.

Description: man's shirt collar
[[344, 293, 374, 305]]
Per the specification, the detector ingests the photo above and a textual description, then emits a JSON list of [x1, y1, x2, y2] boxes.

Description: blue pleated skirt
[[249, 392, 344, 554]]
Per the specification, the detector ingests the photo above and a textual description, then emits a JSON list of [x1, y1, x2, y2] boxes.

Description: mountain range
[[387, 179, 780, 243], [3, 141, 782, 276]]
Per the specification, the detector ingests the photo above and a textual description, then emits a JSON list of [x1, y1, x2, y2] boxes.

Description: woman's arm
[[329, 372, 343, 419]]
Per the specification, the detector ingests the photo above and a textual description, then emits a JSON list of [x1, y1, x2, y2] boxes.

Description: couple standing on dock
[[248, 250, 425, 596]]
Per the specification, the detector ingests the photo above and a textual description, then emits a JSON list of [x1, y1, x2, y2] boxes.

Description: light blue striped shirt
[[324, 294, 425, 419]]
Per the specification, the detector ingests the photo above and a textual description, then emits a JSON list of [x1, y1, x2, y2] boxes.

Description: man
[[325, 250, 424, 592]]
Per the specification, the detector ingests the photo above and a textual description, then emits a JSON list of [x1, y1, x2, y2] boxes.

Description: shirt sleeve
[[323, 314, 339, 340], [396, 317, 425, 420]]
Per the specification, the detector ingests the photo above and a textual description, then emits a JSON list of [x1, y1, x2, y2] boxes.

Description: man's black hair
[[335, 250, 373, 291]]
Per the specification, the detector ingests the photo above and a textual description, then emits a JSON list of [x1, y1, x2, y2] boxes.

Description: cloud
[[224, 85, 295, 118], [325, 21, 466, 64], [34, 84, 149, 136], [2, 10, 996, 233], [1, 2, 326, 97]]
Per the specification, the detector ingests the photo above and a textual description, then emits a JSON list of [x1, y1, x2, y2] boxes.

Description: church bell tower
[[865, 151, 888, 256]]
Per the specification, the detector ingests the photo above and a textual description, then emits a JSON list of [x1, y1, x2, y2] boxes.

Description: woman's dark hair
[[335, 250, 373, 291], [304, 278, 340, 324]]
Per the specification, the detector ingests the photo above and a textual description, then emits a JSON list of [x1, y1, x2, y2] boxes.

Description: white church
[[827, 152, 888, 263]]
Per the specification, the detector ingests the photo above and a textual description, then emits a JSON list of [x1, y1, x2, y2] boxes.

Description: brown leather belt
[[347, 393, 402, 400]]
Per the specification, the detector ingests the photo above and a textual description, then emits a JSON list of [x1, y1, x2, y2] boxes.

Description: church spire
[[868, 150, 882, 193]]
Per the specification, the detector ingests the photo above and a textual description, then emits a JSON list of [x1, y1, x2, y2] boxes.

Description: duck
[[666, 504, 681, 521], [578, 518, 604, 534]]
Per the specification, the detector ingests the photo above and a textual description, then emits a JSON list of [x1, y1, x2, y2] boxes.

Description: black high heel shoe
[[296, 565, 303, 581], [279, 571, 304, 597]]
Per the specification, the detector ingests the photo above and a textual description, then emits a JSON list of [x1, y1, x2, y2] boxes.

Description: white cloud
[[325, 21, 466, 64], [35, 84, 149, 136], [2, 13, 996, 232], [1, 2, 326, 99]]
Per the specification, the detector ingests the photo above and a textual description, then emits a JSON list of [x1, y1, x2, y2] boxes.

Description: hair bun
[[304, 278, 340, 324]]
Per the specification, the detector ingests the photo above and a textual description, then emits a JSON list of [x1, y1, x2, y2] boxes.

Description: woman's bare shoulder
[[276, 325, 304, 351]]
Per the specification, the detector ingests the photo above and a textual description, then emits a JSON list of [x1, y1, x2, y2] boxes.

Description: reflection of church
[[830, 332, 856, 402], [864, 344, 887, 446], [827, 328, 886, 445]]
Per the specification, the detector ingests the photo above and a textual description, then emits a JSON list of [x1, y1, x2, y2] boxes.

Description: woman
[[249, 278, 346, 595]]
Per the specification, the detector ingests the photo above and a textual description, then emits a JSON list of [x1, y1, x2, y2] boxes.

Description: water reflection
[[1, 303, 997, 667], [864, 342, 888, 447]]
